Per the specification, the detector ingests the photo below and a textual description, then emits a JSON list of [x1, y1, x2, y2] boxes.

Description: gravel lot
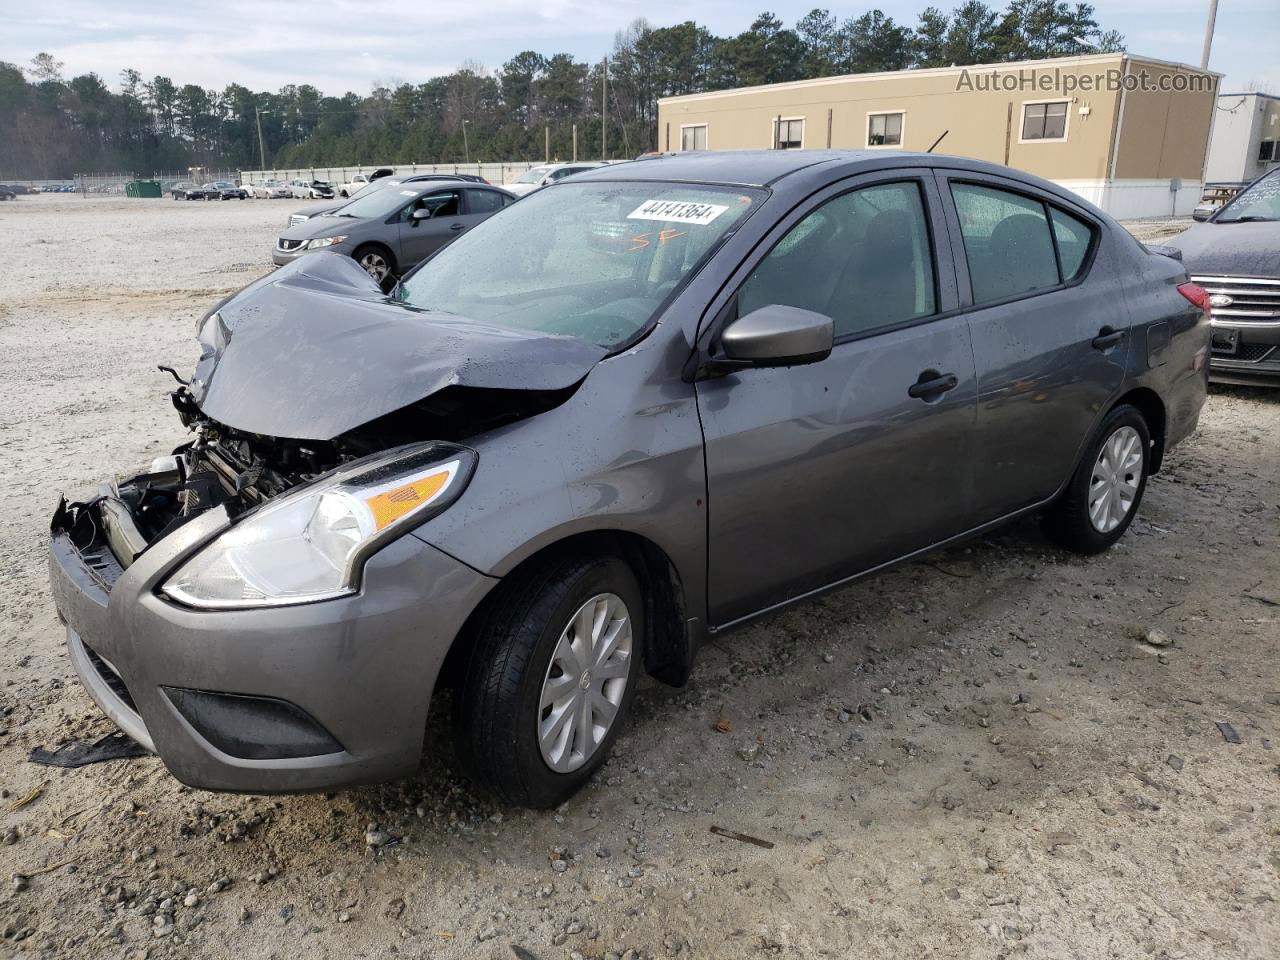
[[1, 194, 1277, 960]]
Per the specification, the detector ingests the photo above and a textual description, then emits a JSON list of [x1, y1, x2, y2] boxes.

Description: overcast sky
[[2, 1, 1276, 95]]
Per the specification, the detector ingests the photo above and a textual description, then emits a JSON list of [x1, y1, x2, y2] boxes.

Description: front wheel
[[1044, 404, 1150, 554], [352, 245, 395, 285], [454, 554, 642, 808]]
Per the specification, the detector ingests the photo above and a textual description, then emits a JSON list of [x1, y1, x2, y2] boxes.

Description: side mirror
[[717, 304, 834, 369], [1191, 205, 1214, 222], [411, 208, 433, 222]]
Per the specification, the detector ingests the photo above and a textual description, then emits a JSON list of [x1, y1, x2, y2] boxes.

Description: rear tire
[[453, 553, 643, 808], [1044, 404, 1150, 554]]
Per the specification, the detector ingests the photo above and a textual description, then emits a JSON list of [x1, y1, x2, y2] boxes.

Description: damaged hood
[[189, 253, 608, 441]]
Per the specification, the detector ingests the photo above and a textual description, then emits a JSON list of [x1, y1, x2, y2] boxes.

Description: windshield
[[330, 187, 419, 219], [515, 166, 551, 184], [396, 181, 762, 348], [1218, 170, 1280, 222]]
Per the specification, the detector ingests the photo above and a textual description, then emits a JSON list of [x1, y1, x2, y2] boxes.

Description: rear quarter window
[[1049, 207, 1094, 281]]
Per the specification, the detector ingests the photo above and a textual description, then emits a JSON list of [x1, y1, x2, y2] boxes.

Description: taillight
[[1178, 282, 1211, 321]]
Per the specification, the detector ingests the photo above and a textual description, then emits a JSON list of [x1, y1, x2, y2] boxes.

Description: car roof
[[569, 150, 893, 187], [566, 149, 1097, 200]]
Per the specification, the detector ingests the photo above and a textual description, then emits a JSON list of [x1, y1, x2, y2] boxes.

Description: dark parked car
[[1165, 167, 1280, 386], [209, 180, 247, 200], [273, 181, 515, 282], [0, 185, 16, 201], [171, 182, 218, 201], [49, 150, 1208, 807]]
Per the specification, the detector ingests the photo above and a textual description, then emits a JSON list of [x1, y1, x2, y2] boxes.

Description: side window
[[467, 189, 506, 214], [867, 112, 903, 146], [1022, 101, 1069, 140], [681, 124, 707, 151], [951, 183, 1059, 304], [774, 118, 803, 149], [420, 190, 461, 218], [737, 181, 937, 339], [1050, 207, 1093, 281]]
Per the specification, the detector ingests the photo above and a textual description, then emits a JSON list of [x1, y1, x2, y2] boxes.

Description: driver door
[[397, 189, 464, 267], [696, 171, 978, 625]]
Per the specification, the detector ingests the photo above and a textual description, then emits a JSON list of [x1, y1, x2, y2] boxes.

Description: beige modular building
[[1203, 91, 1280, 183], [657, 53, 1220, 219]]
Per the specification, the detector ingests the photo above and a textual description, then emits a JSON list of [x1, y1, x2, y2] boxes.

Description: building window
[[681, 124, 707, 152], [867, 112, 904, 147], [1260, 140, 1277, 163], [1022, 101, 1069, 141], [774, 118, 803, 149]]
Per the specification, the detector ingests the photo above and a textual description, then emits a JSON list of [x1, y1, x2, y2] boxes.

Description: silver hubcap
[[1088, 425, 1143, 533], [358, 252, 389, 281], [537, 593, 632, 774]]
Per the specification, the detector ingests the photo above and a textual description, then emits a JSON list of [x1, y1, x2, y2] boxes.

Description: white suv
[[503, 162, 608, 197]]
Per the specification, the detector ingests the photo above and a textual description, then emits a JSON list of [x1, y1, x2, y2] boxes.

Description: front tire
[[1044, 404, 1150, 554], [454, 554, 642, 808], [352, 244, 395, 285]]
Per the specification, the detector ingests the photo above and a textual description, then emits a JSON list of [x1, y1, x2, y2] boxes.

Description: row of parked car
[[0, 182, 68, 198], [268, 162, 612, 285]]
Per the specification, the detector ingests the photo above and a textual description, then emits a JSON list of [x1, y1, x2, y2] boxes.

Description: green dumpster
[[126, 180, 162, 198]]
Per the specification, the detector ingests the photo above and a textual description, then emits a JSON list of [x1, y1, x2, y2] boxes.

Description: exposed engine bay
[[55, 379, 576, 571]]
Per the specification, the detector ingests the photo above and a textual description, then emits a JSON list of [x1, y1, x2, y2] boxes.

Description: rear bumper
[[49, 501, 497, 792]]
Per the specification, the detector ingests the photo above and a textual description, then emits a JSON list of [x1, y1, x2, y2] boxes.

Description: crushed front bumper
[[49, 498, 497, 792]]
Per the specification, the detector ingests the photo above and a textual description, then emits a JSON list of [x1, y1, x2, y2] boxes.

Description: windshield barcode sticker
[[627, 199, 728, 225]]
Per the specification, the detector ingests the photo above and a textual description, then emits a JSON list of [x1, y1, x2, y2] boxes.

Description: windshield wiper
[[1217, 215, 1277, 223]]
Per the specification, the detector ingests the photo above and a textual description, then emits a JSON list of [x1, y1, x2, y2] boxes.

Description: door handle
[[449, 222, 465, 231], [907, 370, 959, 399], [1091, 326, 1126, 350]]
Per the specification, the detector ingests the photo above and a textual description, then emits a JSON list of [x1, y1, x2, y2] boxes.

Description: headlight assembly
[[162, 442, 475, 609], [306, 235, 347, 249]]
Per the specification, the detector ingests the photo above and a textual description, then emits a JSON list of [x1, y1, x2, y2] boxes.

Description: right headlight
[[162, 442, 475, 610], [306, 235, 347, 249]]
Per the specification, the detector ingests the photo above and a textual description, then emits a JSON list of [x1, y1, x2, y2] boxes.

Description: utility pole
[[462, 120, 470, 163], [572, 124, 578, 161], [1200, 0, 1219, 70], [255, 106, 267, 171], [601, 56, 608, 161]]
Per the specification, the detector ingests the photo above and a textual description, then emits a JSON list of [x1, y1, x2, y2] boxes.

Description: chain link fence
[[238, 161, 544, 189], [6, 162, 551, 196]]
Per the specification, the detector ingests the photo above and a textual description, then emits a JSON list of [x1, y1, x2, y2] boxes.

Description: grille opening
[[83, 642, 139, 714]]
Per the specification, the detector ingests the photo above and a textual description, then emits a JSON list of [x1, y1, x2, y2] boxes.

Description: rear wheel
[[352, 245, 395, 285], [453, 554, 642, 808], [1044, 404, 1150, 554]]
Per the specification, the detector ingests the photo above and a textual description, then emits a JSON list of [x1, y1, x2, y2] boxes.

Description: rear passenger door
[[936, 173, 1129, 522], [698, 170, 977, 626], [462, 187, 513, 228]]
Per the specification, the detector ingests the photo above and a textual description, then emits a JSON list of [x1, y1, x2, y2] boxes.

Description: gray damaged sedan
[[50, 151, 1209, 807], [273, 181, 516, 283]]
